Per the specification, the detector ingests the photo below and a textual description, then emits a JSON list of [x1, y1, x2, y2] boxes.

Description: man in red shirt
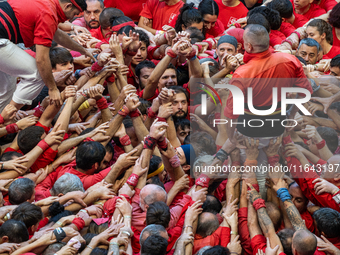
[[0, 0, 94, 112], [72, 0, 104, 30], [215, 0, 248, 29], [292, 0, 326, 20], [138, 0, 184, 35]]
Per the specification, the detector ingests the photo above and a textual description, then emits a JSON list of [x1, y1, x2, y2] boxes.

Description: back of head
[[136, 29, 150, 48], [197, 212, 219, 238], [0, 151, 23, 162], [328, 2, 340, 29], [313, 208, 340, 238], [199, 58, 219, 76], [248, 6, 282, 30], [292, 230, 317, 255], [148, 155, 163, 177], [141, 184, 167, 207], [330, 55, 340, 68], [12, 202, 43, 229], [140, 224, 167, 246], [175, 3, 202, 32], [8, 178, 35, 205], [316, 127, 339, 153], [266, 0, 293, 19], [308, 19, 333, 45], [247, 13, 271, 33], [198, 0, 219, 17], [112, 16, 134, 32], [49, 47, 73, 69], [61, 0, 87, 11], [297, 38, 322, 53], [146, 201, 170, 228], [17, 126, 45, 154], [244, 24, 270, 53], [202, 195, 222, 214], [51, 173, 85, 196], [76, 141, 106, 170], [265, 202, 282, 232], [278, 228, 295, 255], [141, 235, 168, 255], [99, 7, 124, 29], [186, 27, 205, 44], [203, 245, 230, 255], [0, 219, 29, 243], [191, 131, 216, 156]]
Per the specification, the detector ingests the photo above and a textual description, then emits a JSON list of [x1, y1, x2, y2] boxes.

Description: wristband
[[96, 97, 108, 110], [195, 43, 203, 52], [202, 40, 212, 50], [214, 149, 229, 163], [56, 221, 64, 227], [53, 227, 66, 242], [78, 100, 90, 111], [282, 39, 293, 47], [0, 114, 4, 124], [74, 69, 81, 79], [143, 135, 157, 150], [167, 48, 178, 59], [121, 230, 131, 237], [95, 41, 105, 49], [187, 48, 197, 60], [230, 231, 238, 235], [232, 161, 241, 166], [196, 174, 210, 188], [292, 31, 300, 39], [252, 184, 260, 192], [37, 139, 50, 152], [33, 104, 45, 118], [156, 117, 167, 122], [268, 154, 280, 166], [91, 61, 103, 72], [119, 134, 131, 146], [6, 123, 19, 134], [157, 138, 168, 151], [87, 245, 94, 250], [277, 188, 291, 202], [316, 139, 326, 150], [124, 215, 132, 219], [147, 107, 157, 119], [169, 154, 180, 168], [106, 75, 115, 83], [72, 217, 86, 231], [126, 173, 139, 187], [83, 137, 94, 143], [118, 105, 130, 117], [129, 109, 141, 118], [253, 198, 266, 211]]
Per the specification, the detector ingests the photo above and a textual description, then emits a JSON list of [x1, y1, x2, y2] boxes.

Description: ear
[[29, 225, 37, 234], [183, 165, 190, 171], [282, 17, 286, 23], [94, 162, 99, 170], [63, 2, 73, 11], [181, 24, 186, 31], [333, 173, 340, 182], [321, 231, 327, 237], [1, 236, 8, 243], [58, 193, 64, 197], [321, 32, 326, 41], [135, 76, 140, 85], [144, 204, 149, 210], [237, 43, 242, 51]]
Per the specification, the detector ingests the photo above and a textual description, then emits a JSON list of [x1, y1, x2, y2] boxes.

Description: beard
[[173, 111, 188, 121], [86, 19, 100, 29]]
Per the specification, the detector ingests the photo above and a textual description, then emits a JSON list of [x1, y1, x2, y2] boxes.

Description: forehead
[[288, 183, 304, 197], [306, 26, 319, 34], [162, 68, 176, 77], [140, 67, 154, 75], [140, 41, 147, 48], [299, 44, 318, 53], [203, 14, 217, 22], [86, 0, 102, 10], [218, 42, 235, 51], [174, 92, 187, 101]]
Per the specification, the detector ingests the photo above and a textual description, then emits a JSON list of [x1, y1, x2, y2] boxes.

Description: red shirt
[[270, 30, 286, 47], [193, 226, 231, 254], [292, 13, 309, 28], [105, 0, 146, 22], [8, 0, 67, 47], [238, 207, 252, 255], [90, 26, 105, 41], [333, 27, 340, 48], [215, 0, 248, 28], [322, 46, 340, 59], [205, 19, 225, 39], [280, 22, 296, 37], [298, 3, 326, 20], [315, 0, 337, 12], [139, 0, 184, 30]]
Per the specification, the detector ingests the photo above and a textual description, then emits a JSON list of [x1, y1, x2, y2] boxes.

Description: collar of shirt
[[243, 48, 272, 64], [53, 0, 67, 23]]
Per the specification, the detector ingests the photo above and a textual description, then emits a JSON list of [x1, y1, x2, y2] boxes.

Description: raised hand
[[16, 115, 38, 130], [1, 105, 17, 122], [149, 119, 169, 140]]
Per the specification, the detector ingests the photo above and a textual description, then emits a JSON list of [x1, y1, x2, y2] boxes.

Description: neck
[[286, 15, 295, 24], [223, 0, 240, 7], [295, 4, 311, 15], [321, 41, 332, 55], [165, 0, 180, 6], [335, 28, 340, 39], [76, 167, 87, 174]]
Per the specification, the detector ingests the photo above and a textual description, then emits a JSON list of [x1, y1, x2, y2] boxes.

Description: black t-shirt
[[0, 1, 23, 44]]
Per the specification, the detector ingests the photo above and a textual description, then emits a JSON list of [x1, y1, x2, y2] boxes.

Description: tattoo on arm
[[284, 200, 307, 231], [109, 243, 120, 255], [257, 207, 275, 235]]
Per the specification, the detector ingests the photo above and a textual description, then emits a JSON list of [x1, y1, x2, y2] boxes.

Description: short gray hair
[[244, 24, 270, 53], [140, 224, 167, 246], [298, 38, 322, 52], [86, 0, 104, 9], [51, 173, 84, 196]]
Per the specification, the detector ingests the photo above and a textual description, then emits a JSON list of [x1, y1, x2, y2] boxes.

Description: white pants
[[0, 39, 45, 112]]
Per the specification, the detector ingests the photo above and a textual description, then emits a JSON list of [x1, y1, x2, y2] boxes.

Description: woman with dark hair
[[174, 3, 203, 32], [198, 0, 225, 38], [328, 2, 340, 47], [307, 19, 340, 59]]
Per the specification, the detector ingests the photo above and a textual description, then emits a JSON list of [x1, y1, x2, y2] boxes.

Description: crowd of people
[[0, 0, 339, 254]]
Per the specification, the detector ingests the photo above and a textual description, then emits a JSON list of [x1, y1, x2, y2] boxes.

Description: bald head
[[292, 230, 317, 255], [140, 184, 167, 211], [244, 24, 270, 53], [196, 212, 219, 238]]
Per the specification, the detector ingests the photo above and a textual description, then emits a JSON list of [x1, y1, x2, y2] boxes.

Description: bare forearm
[[54, 28, 86, 54], [283, 200, 307, 230]]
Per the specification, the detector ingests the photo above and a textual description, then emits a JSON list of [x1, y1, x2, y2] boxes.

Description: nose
[[91, 12, 95, 19], [206, 23, 212, 30], [68, 63, 73, 70], [136, 48, 142, 56], [178, 102, 183, 109]]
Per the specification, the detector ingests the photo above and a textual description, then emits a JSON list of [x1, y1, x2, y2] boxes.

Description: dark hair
[[175, 3, 203, 32], [135, 60, 156, 80], [330, 101, 340, 112], [278, 229, 295, 255], [198, 0, 219, 18], [146, 201, 170, 228], [123, 117, 133, 129], [196, 212, 220, 238], [328, 2, 340, 28], [105, 142, 115, 155], [167, 63, 177, 72], [267, 0, 293, 19], [99, 8, 124, 29], [17, 126, 45, 154], [0, 151, 23, 162], [168, 85, 189, 102], [76, 141, 106, 170], [202, 195, 222, 214], [49, 210, 73, 224], [330, 55, 340, 68], [90, 248, 108, 255], [316, 126, 339, 153], [50, 47, 73, 69], [48, 202, 65, 218], [137, 29, 150, 48], [313, 208, 340, 238], [138, 98, 152, 116], [248, 6, 282, 30], [186, 27, 205, 44], [12, 202, 43, 229], [60, 0, 87, 11], [83, 233, 98, 245], [141, 235, 168, 255], [147, 176, 165, 190], [174, 118, 191, 132], [0, 219, 29, 243], [308, 19, 333, 45], [8, 178, 35, 205], [183, 134, 191, 144], [112, 16, 133, 29], [117, 25, 135, 35], [247, 13, 271, 33], [191, 131, 217, 156], [295, 55, 307, 66], [87, 221, 109, 235], [149, 155, 163, 176], [203, 246, 230, 255], [199, 58, 219, 76]]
